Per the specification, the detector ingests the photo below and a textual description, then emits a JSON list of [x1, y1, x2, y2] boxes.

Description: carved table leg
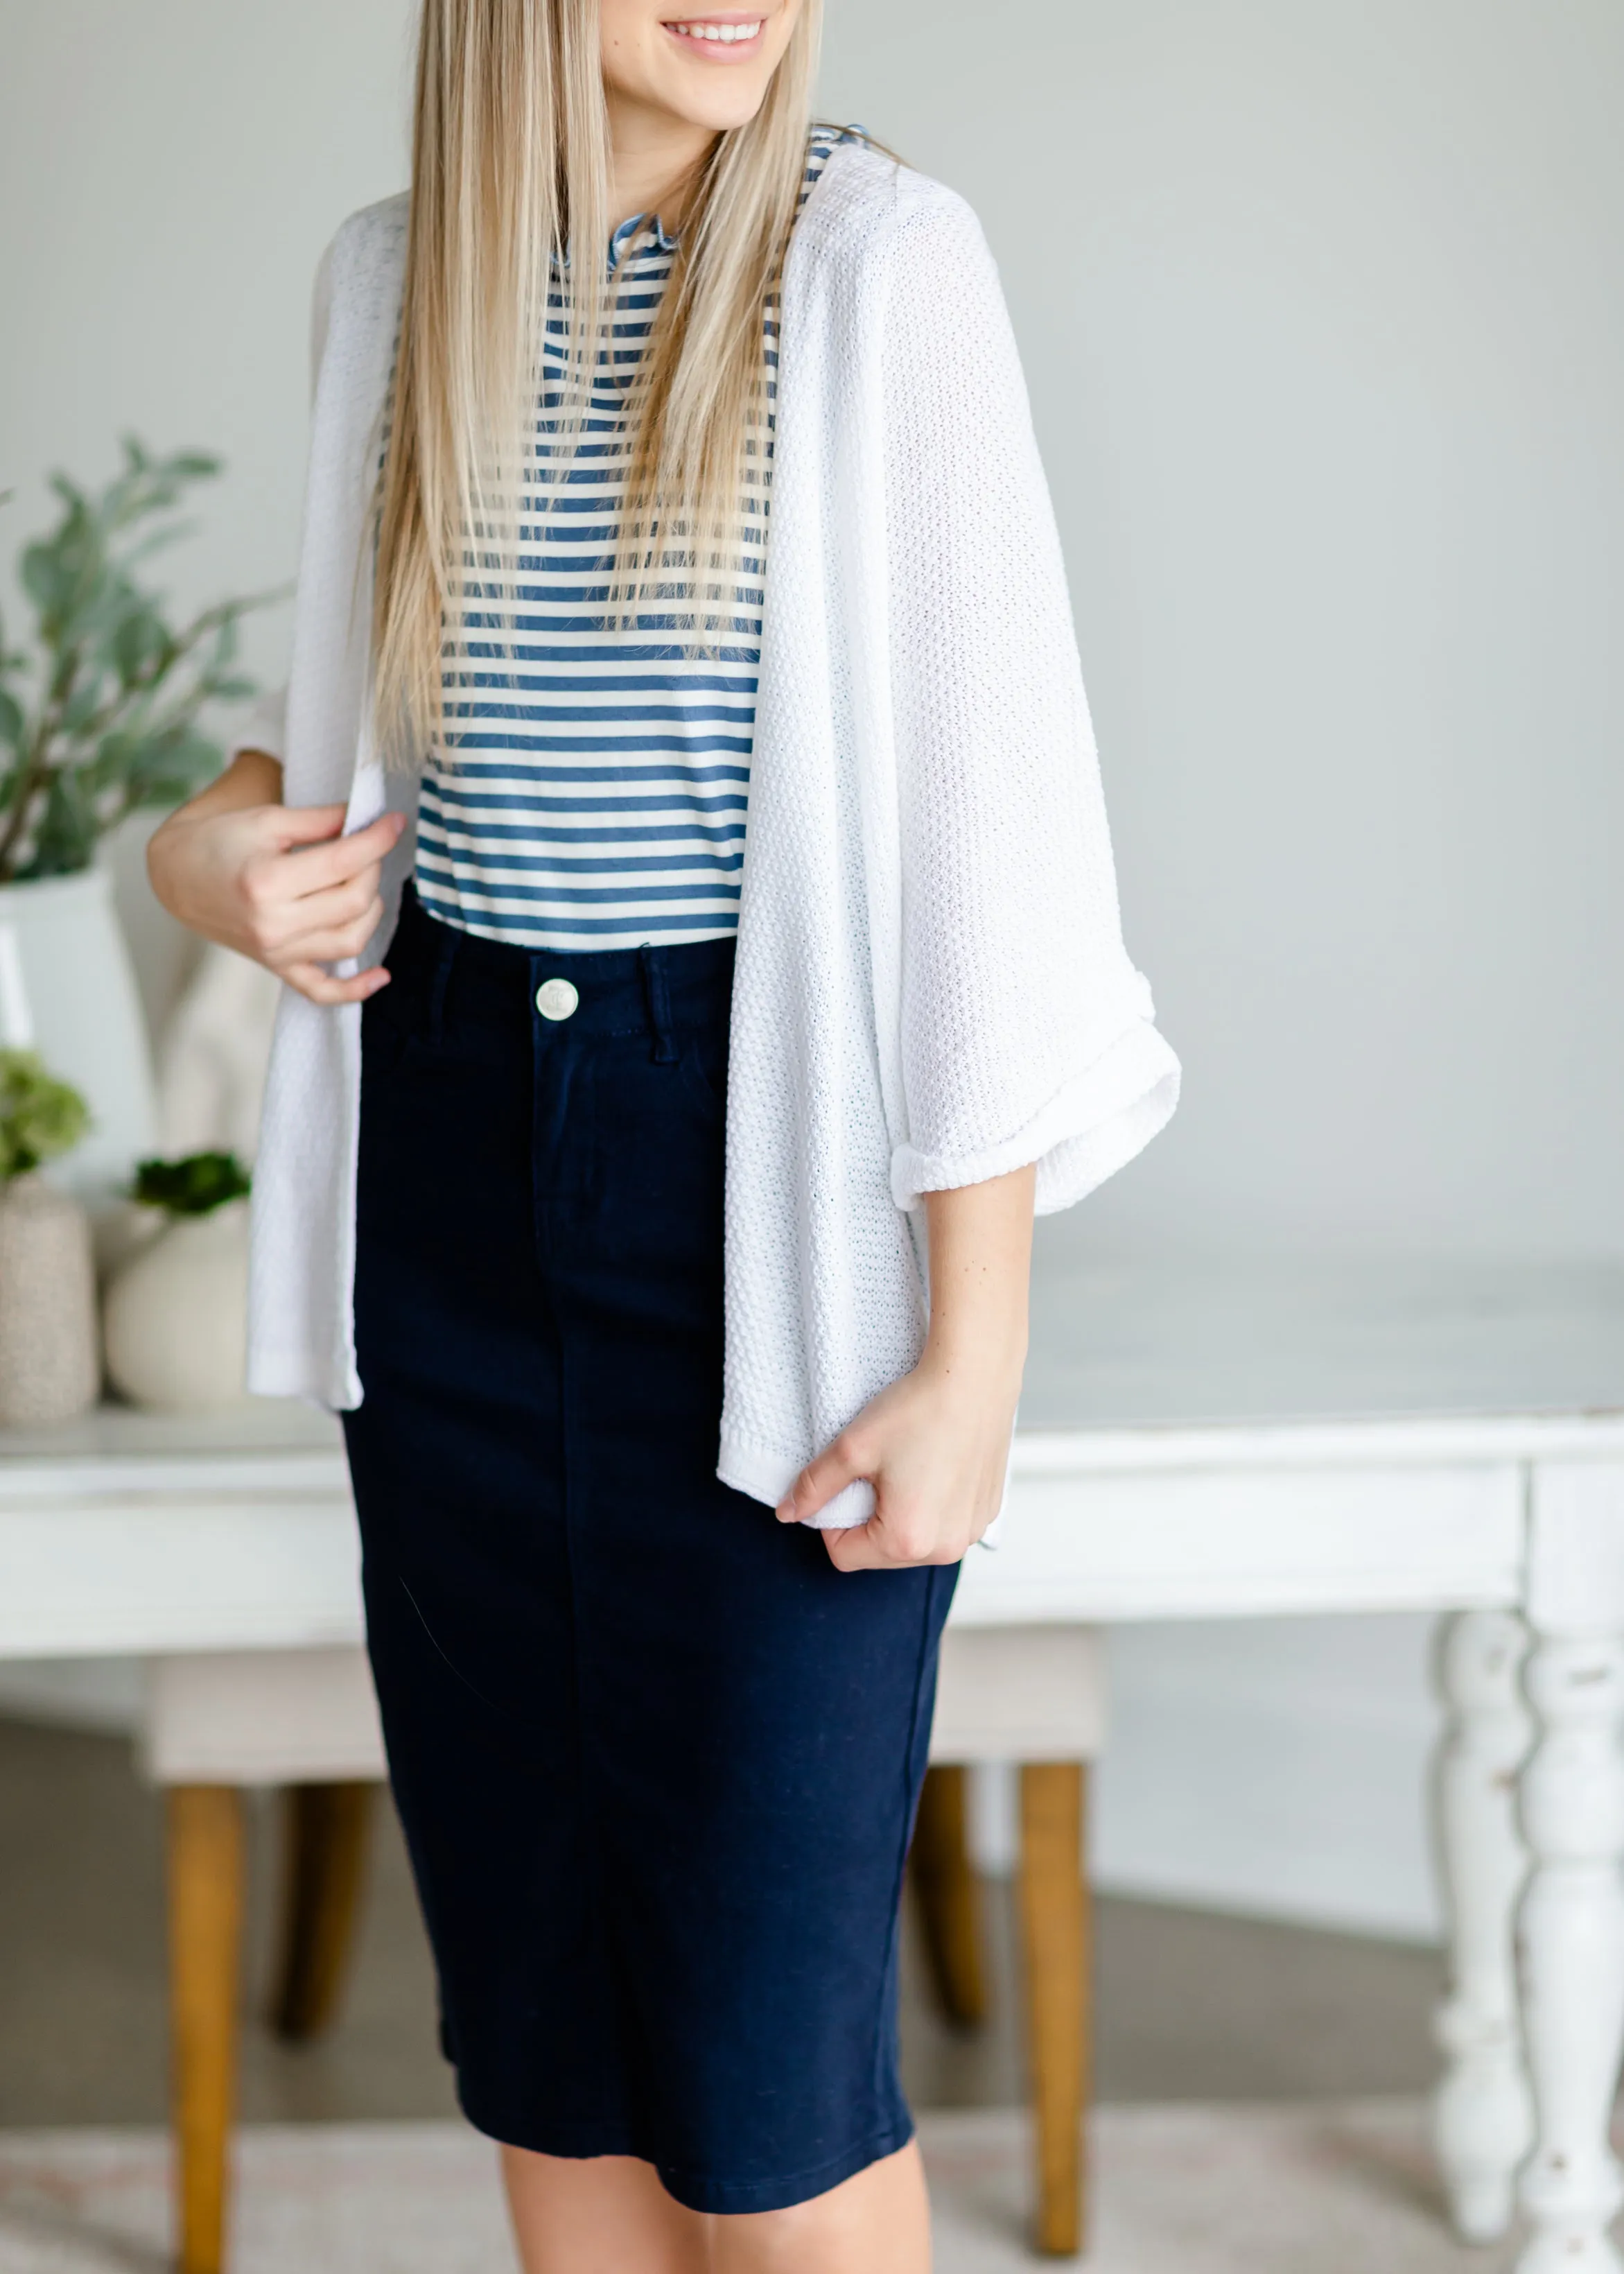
[[1515, 1626, 1624, 2273], [1432, 1608, 1535, 2241]]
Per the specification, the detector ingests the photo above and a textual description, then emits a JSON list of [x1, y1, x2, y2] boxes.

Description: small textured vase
[[103, 1200, 252, 1413], [0, 1173, 100, 1426]]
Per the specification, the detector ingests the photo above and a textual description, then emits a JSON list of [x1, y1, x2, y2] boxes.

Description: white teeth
[[670, 19, 763, 40]]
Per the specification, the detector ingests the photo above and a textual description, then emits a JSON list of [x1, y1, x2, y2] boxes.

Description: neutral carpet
[[0, 2106, 1528, 2273]]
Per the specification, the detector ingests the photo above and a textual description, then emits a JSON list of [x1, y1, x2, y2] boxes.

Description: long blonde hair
[[374, 0, 823, 763]]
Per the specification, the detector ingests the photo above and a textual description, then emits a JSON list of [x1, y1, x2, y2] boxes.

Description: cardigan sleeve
[[227, 689, 288, 767], [880, 186, 1180, 1215], [227, 232, 342, 776]]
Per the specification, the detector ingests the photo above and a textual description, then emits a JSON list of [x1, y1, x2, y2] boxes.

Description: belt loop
[[639, 944, 678, 1064], [426, 928, 458, 1045]]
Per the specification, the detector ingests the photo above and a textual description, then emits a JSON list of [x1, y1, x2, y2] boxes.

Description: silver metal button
[[535, 978, 579, 1023]]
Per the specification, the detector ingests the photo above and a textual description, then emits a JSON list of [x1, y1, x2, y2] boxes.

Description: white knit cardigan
[[244, 140, 1180, 1526]]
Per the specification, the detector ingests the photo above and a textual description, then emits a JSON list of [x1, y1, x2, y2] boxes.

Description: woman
[[150, 2, 1179, 2266]]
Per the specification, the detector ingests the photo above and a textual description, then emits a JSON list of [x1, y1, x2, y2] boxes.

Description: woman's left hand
[[775, 1161, 1037, 1572], [775, 1348, 1022, 1570]]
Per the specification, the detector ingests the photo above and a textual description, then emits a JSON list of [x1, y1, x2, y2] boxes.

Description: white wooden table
[[6, 1242, 1624, 2273]]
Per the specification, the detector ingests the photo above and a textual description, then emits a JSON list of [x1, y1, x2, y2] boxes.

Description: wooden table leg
[[910, 1764, 990, 2027], [1019, 1762, 1090, 2259], [168, 1785, 245, 2274], [270, 1782, 376, 2042]]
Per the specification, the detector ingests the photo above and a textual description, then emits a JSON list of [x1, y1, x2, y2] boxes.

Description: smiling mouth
[[662, 15, 768, 47]]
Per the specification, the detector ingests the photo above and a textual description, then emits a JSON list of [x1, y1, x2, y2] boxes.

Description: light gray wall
[[0, 0, 418, 695], [821, 0, 1624, 1260], [4, 0, 1620, 1256]]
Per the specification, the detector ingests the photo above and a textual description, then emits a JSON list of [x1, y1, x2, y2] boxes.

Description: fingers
[[281, 960, 392, 1008], [239, 809, 402, 1010], [822, 1510, 967, 1573], [273, 900, 387, 967], [282, 889, 386, 962], [241, 867, 385, 962], [776, 1429, 871, 1525], [823, 1521, 890, 1573], [265, 801, 351, 847], [279, 810, 406, 892]]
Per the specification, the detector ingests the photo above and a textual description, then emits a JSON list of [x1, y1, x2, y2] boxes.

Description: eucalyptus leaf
[[110, 607, 170, 688], [59, 679, 105, 736], [24, 767, 98, 880], [0, 440, 283, 881], [19, 545, 69, 621], [142, 727, 221, 792]]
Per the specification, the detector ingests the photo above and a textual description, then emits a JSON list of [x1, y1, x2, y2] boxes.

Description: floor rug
[[0, 2103, 1533, 2271]]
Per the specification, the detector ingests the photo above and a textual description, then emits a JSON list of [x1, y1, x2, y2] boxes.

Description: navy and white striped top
[[413, 129, 849, 950]]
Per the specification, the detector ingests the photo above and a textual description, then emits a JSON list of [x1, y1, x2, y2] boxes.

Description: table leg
[[1018, 1762, 1090, 2259], [168, 1785, 244, 2274], [1432, 1608, 1535, 2241], [1514, 1626, 1624, 2273], [911, 1765, 990, 2028], [270, 1782, 376, 2042]]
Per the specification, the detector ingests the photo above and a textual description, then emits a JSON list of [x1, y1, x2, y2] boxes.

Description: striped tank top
[[413, 128, 850, 951]]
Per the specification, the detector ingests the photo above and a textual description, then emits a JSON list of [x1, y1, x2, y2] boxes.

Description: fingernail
[[776, 1499, 795, 1522]]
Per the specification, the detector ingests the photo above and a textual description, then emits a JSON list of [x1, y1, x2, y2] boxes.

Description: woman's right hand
[[147, 749, 405, 1007]]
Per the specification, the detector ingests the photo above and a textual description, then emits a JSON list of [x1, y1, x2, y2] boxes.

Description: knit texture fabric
[[241, 142, 1180, 1525]]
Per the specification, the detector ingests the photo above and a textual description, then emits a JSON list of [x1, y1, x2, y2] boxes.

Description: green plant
[[0, 439, 283, 884], [132, 1150, 252, 1217], [0, 1049, 90, 1179]]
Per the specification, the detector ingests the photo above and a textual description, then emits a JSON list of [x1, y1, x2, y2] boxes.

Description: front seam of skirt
[[342, 888, 959, 2212]]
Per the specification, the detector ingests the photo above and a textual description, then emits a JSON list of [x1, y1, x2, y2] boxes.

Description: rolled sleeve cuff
[[891, 1019, 1182, 1217]]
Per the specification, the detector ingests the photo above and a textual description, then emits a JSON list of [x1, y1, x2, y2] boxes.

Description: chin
[[683, 92, 776, 132], [657, 69, 780, 134]]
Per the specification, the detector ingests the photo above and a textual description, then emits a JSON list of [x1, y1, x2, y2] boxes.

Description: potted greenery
[[0, 1050, 98, 1426], [0, 440, 277, 1215], [103, 1151, 254, 1412]]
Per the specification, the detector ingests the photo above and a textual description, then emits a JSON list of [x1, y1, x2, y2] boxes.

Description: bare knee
[[502, 2145, 708, 2274], [708, 2142, 929, 2274]]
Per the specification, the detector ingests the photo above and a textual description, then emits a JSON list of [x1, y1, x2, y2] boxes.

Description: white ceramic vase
[[103, 1199, 252, 1414], [0, 1174, 101, 1425], [0, 867, 159, 1218]]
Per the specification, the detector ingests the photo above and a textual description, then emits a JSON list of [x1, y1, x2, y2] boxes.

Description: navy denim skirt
[[342, 886, 958, 2216]]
